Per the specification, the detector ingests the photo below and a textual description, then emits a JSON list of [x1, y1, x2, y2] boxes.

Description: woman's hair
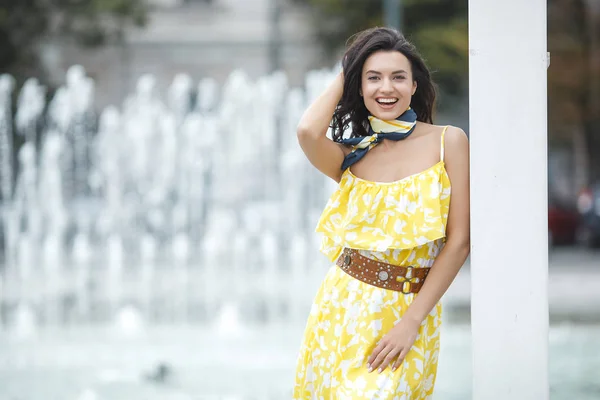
[[332, 27, 437, 141]]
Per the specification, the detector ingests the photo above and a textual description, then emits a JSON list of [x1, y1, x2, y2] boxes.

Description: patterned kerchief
[[339, 108, 417, 171]]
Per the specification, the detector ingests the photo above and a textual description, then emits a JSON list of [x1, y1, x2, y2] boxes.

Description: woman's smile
[[375, 97, 399, 110]]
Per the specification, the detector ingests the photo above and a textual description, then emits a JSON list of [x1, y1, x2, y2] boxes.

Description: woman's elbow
[[296, 124, 317, 141], [296, 124, 310, 139], [446, 235, 471, 258]]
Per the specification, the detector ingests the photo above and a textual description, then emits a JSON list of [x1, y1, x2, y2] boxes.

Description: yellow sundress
[[293, 127, 451, 399]]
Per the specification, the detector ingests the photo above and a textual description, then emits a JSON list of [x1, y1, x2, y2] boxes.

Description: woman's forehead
[[363, 50, 411, 73]]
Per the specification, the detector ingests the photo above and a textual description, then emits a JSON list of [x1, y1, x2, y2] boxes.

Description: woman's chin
[[370, 108, 404, 120]]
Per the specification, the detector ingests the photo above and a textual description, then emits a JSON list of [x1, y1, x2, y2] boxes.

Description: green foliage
[[301, 0, 468, 96], [547, 0, 600, 178], [0, 0, 49, 78], [0, 0, 148, 79], [548, 0, 589, 125]]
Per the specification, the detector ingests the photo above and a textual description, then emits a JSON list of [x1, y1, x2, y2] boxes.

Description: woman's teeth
[[377, 98, 398, 105]]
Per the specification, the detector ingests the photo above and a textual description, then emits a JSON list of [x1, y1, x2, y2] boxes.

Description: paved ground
[[1, 324, 599, 400]]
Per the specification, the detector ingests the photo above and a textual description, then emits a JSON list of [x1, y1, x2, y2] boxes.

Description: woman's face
[[360, 50, 417, 120]]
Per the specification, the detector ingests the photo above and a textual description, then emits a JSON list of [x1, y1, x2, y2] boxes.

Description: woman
[[293, 27, 470, 399]]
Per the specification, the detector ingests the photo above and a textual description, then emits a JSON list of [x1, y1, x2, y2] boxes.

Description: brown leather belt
[[336, 248, 430, 294]]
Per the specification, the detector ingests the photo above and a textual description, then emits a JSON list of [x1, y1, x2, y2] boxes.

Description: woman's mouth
[[376, 97, 399, 109]]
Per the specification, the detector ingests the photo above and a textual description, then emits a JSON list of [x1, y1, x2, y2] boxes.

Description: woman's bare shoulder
[[414, 122, 448, 137], [443, 125, 469, 147], [443, 125, 469, 165]]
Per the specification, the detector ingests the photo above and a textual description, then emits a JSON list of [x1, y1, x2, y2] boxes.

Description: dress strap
[[440, 125, 449, 162]]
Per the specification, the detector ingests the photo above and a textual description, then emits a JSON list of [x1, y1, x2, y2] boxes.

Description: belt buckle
[[400, 279, 412, 294], [343, 252, 352, 268], [397, 266, 414, 294]]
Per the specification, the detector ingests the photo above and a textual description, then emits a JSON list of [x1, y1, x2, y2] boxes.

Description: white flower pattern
[[315, 161, 450, 263]]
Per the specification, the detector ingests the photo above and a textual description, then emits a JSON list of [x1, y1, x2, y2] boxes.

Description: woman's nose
[[380, 78, 393, 92]]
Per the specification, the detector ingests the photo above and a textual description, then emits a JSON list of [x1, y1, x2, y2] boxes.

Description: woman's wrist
[[402, 312, 424, 327], [327, 72, 344, 102], [334, 72, 344, 91]]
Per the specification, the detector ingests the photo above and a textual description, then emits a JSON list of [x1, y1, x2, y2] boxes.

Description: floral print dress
[[293, 127, 451, 399]]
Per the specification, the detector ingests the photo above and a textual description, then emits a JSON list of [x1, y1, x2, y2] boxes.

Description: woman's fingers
[[391, 348, 409, 371], [366, 340, 387, 367], [378, 347, 402, 372], [367, 344, 394, 372]]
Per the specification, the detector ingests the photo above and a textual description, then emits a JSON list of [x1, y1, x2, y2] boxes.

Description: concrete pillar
[[469, 1, 549, 399]]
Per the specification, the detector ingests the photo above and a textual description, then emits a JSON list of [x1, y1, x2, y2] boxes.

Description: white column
[[469, 1, 549, 399]]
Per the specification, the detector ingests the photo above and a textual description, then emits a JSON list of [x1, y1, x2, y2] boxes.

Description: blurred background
[[0, 0, 599, 399]]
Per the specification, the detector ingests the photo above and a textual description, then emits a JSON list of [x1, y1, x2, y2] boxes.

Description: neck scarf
[[339, 107, 418, 171]]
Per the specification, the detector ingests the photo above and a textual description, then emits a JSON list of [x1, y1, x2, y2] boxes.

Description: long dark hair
[[332, 27, 437, 141]]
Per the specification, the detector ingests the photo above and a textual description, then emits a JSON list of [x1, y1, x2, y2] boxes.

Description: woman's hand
[[366, 318, 421, 373]]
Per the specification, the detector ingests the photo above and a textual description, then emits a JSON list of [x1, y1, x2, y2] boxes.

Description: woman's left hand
[[366, 318, 421, 373]]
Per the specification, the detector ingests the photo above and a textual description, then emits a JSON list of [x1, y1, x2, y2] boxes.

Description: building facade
[[41, 0, 323, 108]]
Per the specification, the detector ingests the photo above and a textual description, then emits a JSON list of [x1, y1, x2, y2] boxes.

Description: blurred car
[[548, 197, 580, 247], [576, 183, 600, 248]]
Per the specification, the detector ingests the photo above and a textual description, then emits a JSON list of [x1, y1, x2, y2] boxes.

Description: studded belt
[[336, 248, 430, 294]]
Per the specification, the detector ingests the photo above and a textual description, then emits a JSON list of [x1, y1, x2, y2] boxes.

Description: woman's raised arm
[[296, 72, 348, 182]]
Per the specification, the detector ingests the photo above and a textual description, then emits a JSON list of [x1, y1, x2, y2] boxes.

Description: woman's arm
[[367, 125, 470, 373], [296, 72, 348, 182], [401, 125, 471, 324]]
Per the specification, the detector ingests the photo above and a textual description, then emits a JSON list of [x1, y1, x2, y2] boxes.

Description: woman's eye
[[394, 76, 406, 80], [368, 76, 379, 81]]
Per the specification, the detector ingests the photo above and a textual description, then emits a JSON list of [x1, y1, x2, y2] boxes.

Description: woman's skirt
[[293, 245, 443, 400]]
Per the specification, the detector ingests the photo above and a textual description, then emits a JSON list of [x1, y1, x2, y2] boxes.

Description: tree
[[0, 0, 148, 201], [297, 0, 469, 98], [548, 0, 600, 186], [0, 0, 147, 83]]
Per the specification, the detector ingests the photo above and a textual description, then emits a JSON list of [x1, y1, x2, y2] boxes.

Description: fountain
[[0, 65, 337, 332], [1, 67, 599, 400]]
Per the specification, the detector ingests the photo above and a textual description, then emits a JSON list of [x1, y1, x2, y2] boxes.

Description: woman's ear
[[412, 81, 417, 96]]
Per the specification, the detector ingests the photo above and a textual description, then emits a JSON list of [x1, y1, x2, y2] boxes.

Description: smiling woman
[[294, 27, 470, 399], [361, 52, 416, 117]]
